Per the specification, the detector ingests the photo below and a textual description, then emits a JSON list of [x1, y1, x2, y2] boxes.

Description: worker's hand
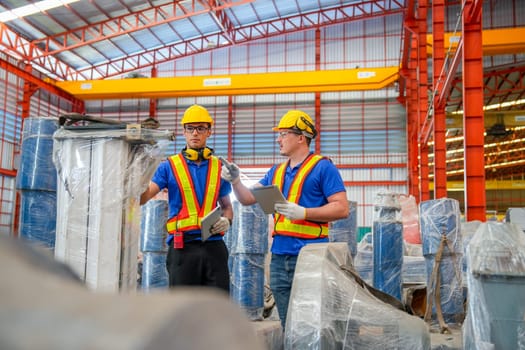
[[211, 217, 231, 234], [219, 157, 240, 185], [274, 201, 306, 220]]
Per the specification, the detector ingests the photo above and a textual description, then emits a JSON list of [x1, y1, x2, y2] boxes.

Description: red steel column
[[407, 35, 420, 202], [149, 67, 158, 118], [462, 0, 486, 221], [432, 0, 447, 198], [417, 0, 429, 201], [315, 28, 321, 154]]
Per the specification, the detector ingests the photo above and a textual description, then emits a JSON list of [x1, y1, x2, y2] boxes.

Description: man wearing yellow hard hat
[[141, 104, 233, 292], [221, 110, 349, 328]]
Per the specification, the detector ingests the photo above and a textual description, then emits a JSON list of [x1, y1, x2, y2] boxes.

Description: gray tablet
[[201, 206, 223, 241], [250, 185, 287, 214]]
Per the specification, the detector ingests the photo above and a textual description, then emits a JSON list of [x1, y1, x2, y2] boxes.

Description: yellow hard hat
[[181, 104, 214, 126], [272, 110, 317, 138]]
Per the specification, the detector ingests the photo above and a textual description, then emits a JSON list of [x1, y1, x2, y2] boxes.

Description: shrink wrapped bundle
[[419, 198, 464, 323], [329, 200, 358, 258], [140, 199, 169, 290], [18, 190, 57, 249], [230, 253, 266, 320], [16, 117, 59, 249], [372, 191, 403, 301], [228, 201, 268, 254], [373, 220, 403, 301], [53, 125, 171, 293], [227, 201, 269, 320], [140, 199, 168, 252], [141, 252, 168, 290], [16, 117, 58, 191]]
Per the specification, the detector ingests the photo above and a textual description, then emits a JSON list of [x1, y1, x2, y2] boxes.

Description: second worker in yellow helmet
[[221, 109, 349, 329]]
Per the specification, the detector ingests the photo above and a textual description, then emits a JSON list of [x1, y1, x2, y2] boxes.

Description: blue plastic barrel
[[16, 117, 58, 191], [141, 252, 168, 290], [140, 199, 168, 252], [372, 220, 403, 300], [230, 253, 265, 320], [18, 190, 57, 249]]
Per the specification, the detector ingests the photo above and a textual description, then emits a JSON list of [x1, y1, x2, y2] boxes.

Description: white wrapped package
[[53, 126, 172, 293], [285, 242, 431, 349]]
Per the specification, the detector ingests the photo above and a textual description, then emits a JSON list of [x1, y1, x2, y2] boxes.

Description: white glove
[[219, 157, 240, 184], [274, 201, 306, 220], [211, 217, 231, 234]]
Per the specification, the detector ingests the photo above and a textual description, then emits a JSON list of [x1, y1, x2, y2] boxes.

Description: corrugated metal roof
[[0, 0, 405, 80]]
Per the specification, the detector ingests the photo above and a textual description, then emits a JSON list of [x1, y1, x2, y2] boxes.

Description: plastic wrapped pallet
[[329, 200, 358, 258], [420, 198, 464, 323], [53, 125, 172, 293], [16, 117, 59, 249], [228, 201, 269, 320], [463, 222, 525, 350], [16, 117, 58, 192], [372, 191, 403, 301], [285, 242, 431, 349], [354, 232, 373, 284], [140, 199, 169, 291]]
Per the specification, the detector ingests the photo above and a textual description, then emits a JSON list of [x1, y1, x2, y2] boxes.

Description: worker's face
[[183, 123, 211, 149], [276, 129, 302, 156]]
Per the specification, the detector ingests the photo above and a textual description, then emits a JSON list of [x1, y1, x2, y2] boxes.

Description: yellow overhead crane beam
[[427, 27, 525, 56], [53, 67, 399, 100], [446, 111, 525, 129], [430, 180, 525, 191]]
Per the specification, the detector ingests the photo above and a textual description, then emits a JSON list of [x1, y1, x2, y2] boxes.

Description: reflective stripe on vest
[[272, 154, 329, 239], [166, 154, 221, 233]]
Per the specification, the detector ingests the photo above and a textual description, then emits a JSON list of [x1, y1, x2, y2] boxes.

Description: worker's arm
[[275, 191, 349, 222], [140, 181, 160, 205], [218, 194, 233, 223], [219, 157, 258, 206], [304, 191, 349, 222], [231, 181, 258, 206]]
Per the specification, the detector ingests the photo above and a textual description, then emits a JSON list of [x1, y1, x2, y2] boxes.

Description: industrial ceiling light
[[0, 0, 80, 23]]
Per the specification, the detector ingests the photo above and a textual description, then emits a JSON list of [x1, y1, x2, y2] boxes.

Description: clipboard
[[200, 206, 222, 241], [250, 185, 287, 214]]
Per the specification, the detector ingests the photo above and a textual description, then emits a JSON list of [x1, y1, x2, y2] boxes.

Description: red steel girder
[[447, 64, 525, 111], [205, 0, 237, 44], [0, 23, 84, 80], [32, 0, 251, 57], [0, 56, 82, 107], [71, 0, 405, 80]]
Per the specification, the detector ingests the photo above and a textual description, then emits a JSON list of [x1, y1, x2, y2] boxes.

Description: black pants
[[166, 240, 230, 293]]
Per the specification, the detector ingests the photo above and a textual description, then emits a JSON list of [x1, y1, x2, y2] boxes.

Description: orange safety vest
[[272, 154, 329, 239], [166, 154, 222, 234]]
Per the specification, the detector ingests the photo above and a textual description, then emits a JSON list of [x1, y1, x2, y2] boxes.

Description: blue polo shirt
[[259, 153, 346, 256], [150, 156, 232, 245]]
